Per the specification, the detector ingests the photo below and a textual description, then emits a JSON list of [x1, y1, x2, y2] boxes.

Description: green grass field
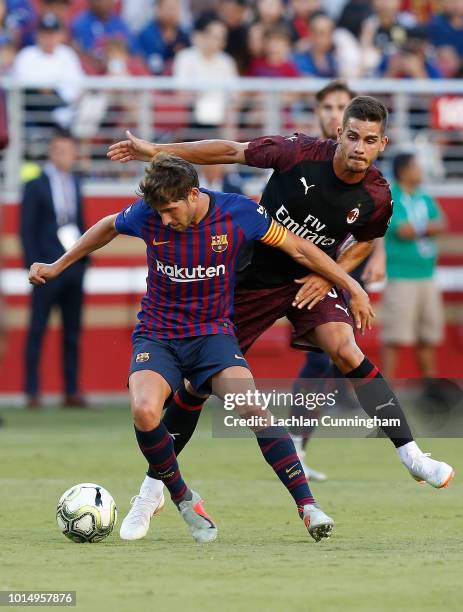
[[0, 405, 462, 612]]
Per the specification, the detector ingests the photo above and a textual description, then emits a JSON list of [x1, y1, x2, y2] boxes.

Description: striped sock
[[135, 422, 189, 504], [256, 425, 315, 514], [345, 357, 414, 448]]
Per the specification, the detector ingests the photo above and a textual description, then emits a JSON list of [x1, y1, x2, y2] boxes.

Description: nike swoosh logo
[[234, 354, 246, 361], [152, 240, 170, 246], [286, 464, 299, 473]]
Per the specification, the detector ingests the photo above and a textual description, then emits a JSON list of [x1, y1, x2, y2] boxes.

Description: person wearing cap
[[12, 13, 84, 127], [38, 0, 72, 29]]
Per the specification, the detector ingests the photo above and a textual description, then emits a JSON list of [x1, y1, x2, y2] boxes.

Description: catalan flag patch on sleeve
[[260, 219, 287, 247]]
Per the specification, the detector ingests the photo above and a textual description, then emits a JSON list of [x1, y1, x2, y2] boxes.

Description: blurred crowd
[[1, 0, 463, 82]]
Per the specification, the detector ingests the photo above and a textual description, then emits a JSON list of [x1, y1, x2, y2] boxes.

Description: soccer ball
[[56, 483, 117, 543]]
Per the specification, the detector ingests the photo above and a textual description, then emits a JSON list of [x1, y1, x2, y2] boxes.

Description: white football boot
[[120, 476, 165, 540], [398, 442, 455, 488], [301, 504, 335, 542]]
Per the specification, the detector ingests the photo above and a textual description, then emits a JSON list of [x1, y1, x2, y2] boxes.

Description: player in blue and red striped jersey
[[29, 154, 373, 544]]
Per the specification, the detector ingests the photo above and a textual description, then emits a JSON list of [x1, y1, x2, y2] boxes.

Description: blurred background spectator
[[382, 152, 446, 380], [293, 10, 362, 78], [138, 0, 190, 75], [103, 36, 149, 75], [38, 0, 73, 31], [217, 0, 250, 75], [197, 163, 244, 193], [3, 0, 36, 47], [247, 24, 299, 77], [428, 0, 463, 60], [377, 25, 442, 78], [120, 0, 154, 35], [71, 0, 137, 72], [172, 13, 238, 134], [12, 13, 85, 128], [20, 130, 87, 409], [293, 11, 338, 77], [359, 0, 416, 74], [289, 0, 322, 49]]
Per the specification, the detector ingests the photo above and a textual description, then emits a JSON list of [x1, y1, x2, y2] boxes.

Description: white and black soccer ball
[[56, 483, 117, 543]]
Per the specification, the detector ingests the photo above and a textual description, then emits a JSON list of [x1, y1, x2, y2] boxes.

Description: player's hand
[[292, 273, 333, 309], [349, 288, 375, 334], [361, 254, 386, 284], [28, 262, 60, 285], [107, 130, 156, 163]]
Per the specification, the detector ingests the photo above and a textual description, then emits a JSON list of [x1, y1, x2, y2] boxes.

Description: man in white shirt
[[13, 13, 85, 128], [173, 14, 238, 133]]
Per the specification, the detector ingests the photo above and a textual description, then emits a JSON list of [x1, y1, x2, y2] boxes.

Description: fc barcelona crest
[[211, 234, 228, 253]]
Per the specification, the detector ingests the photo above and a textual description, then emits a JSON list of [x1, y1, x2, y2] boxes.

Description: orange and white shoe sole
[[438, 469, 455, 489], [412, 469, 455, 488]]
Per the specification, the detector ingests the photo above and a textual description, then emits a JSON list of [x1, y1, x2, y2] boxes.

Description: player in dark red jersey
[[28, 154, 374, 543], [107, 97, 454, 541], [290, 80, 387, 482]]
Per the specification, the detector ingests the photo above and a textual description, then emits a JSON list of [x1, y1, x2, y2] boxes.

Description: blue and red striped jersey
[[115, 189, 287, 340]]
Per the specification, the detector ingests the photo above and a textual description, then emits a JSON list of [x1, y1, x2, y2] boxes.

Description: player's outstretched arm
[[29, 215, 119, 286], [107, 130, 248, 165], [277, 230, 375, 332]]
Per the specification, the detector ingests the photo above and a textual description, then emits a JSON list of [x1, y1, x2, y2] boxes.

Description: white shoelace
[[410, 452, 432, 473], [126, 495, 157, 522]]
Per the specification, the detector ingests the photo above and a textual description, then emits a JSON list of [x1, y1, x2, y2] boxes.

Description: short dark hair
[[49, 128, 74, 144], [138, 154, 199, 209], [265, 24, 292, 43], [194, 12, 221, 33], [315, 80, 357, 104], [309, 11, 333, 26], [393, 152, 415, 180], [343, 96, 388, 133]]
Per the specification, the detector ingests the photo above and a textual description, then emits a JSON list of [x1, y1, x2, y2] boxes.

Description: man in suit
[[20, 130, 87, 408]]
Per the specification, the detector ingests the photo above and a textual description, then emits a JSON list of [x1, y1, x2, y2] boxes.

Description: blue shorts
[[129, 334, 249, 394]]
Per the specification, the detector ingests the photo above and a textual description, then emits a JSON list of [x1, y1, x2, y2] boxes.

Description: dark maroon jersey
[[239, 133, 392, 288]]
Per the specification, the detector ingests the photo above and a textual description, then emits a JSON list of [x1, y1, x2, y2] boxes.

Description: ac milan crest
[[346, 207, 360, 224]]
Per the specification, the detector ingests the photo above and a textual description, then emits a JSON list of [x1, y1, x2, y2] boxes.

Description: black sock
[[147, 382, 205, 479], [345, 357, 414, 448]]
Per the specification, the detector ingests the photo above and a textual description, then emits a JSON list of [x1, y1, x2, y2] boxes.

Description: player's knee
[[238, 404, 265, 421], [131, 397, 161, 430], [333, 340, 363, 372]]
